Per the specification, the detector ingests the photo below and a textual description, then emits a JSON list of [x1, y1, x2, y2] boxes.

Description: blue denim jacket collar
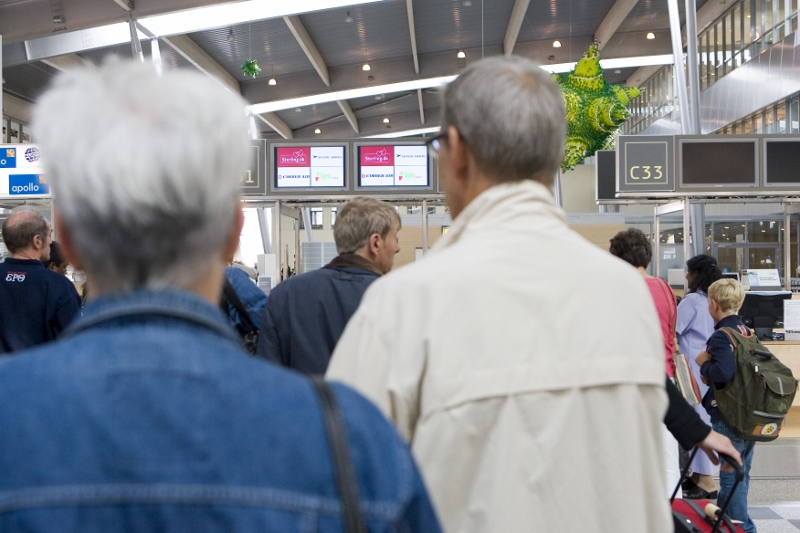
[[63, 289, 241, 346]]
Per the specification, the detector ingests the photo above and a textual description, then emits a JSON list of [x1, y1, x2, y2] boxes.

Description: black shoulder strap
[[310, 378, 367, 533], [222, 277, 257, 334]]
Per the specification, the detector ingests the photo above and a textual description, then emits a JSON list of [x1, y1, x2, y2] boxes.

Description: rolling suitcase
[[671, 450, 745, 533]]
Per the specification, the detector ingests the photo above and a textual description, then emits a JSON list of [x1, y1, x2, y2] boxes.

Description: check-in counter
[[762, 341, 800, 438]]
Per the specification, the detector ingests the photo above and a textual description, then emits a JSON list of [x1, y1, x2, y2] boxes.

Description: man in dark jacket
[[0, 208, 81, 354], [256, 197, 400, 374]]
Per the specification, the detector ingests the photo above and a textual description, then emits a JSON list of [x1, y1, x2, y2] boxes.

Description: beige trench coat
[[327, 180, 670, 533]]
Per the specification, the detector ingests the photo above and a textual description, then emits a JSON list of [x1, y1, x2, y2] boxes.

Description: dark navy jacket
[[0, 290, 441, 532], [700, 314, 749, 421], [256, 254, 380, 375], [0, 257, 81, 354]]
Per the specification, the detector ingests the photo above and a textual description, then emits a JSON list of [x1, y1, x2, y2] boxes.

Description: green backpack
[[715, 327, 798, 441]]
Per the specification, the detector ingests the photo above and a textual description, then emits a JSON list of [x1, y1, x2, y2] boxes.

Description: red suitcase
[[671, 451, 745, 533]]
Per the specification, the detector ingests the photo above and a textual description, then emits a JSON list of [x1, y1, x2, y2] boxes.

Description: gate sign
[[617, 135, 674, 194], [239, 140, 267, 196], [0, 145, 51, 199]]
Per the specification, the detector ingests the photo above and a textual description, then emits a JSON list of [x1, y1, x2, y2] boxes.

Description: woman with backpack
[[677, 254, 722, 499]]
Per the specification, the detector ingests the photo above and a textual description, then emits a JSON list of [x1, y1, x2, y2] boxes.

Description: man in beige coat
[[326, 56, 671, 533]]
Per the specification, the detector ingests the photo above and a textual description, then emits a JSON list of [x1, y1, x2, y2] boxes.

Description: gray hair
[[334, 198, 400, 255], [1, 210, 49, 254], [32, 60, 250, 293], [440, 56, 566, 185]]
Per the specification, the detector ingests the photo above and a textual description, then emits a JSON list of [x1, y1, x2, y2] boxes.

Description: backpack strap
[[221, 277, 258, 335]]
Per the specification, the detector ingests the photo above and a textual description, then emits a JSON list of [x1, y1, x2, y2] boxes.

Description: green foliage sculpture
[[241, 59, 262, 78], [554, 43, 640, 172]]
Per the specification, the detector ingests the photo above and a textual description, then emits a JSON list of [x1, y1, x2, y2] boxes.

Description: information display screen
[[358, 145, 429, 187], [679, 139, 758, 187], [0, 144, 50, 198], [764, 139, 800, 185], [274, 145, 345, 188]]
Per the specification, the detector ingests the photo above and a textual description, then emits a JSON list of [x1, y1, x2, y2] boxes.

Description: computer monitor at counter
[[737, 291, 792, 340]]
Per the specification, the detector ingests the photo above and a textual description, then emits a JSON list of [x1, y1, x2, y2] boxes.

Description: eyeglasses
[[425, 132, 447, 159]]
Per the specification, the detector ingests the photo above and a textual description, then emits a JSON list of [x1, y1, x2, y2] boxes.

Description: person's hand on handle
[[697, 430, 742, 473]]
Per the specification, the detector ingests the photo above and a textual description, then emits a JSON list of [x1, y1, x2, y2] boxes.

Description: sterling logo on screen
[[280, 150, 307, 164], [363, 148, 390, 163]]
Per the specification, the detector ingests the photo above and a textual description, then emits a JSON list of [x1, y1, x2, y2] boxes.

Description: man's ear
[[55, 209, 83, 271], [446, 125, 470, 183], [221, 203, 245, 265], [366, 232, 382, 258]]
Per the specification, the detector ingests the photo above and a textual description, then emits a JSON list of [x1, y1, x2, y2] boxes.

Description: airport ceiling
[[1, 0, 721, 140]]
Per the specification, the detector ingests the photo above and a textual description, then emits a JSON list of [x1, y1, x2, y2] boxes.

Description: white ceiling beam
[[406, 0, 420, 75], [256, 112, 293, 140], [41, 54, 93, 72], [595, 0, 640, 51], [2, 93, 33, 124], [284, 15, 331, 87], [625, 64, 663, 87], [161, 34, 241, 94], [337, 100, 360, 134], [417, 89, 425, 124], [503, 0, 531, 56], [112, 0, 133, 11]]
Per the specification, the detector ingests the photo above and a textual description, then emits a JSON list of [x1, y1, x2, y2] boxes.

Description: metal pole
[[553, 169, 563, 207], [683, 196, 692, 293], [667, 0, 691, 134], [295, 217, 300, 277], [302, 207, 314, 242], [690, 203, 706, 257], [785, 203, 792, 291], [422, 200, 429, 255], [684, 0, 702, 134], [274, 200, 282, 281], [129, 20, 144, 62], [256, 207, 272, 254], [654, 208, 661, 279]]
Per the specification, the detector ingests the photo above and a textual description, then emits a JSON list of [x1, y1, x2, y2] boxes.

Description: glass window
[[310, 208, 323, 230], [777, 102, 787, 132], [778, 0, 786, 39], [700, 31, 708, 90], [330, 207, 337, 227], [791, 97, 800, 133]]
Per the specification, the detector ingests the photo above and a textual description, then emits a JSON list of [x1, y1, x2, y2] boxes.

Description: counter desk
[[762, 341, 800, 438]]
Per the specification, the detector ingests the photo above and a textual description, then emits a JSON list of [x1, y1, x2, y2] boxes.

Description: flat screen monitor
[[764, 138, 800, 187], [0, 144, 50, 199], [595, 150, 617, 202], [721, 272, 741, 282], [355, 143, 431, 190], [678, 138, 758, 189], [271, 143, 347, 192], [738, 291, 792, 340]]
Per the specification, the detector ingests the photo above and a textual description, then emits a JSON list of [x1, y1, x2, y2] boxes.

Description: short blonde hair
[[707, 278, 746, 313]]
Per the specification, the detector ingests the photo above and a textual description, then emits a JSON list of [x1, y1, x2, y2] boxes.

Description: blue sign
[[8, 174, 49, 196], [0, 148, 17, 169]]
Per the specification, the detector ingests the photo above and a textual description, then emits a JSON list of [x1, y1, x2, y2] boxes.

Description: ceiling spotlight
[[463, 0, 472, 5], [457, 49, 466, 59], [226, 29, 234, 42], [383, 118, 390, 123], [362, 63, 371, 71], [268, 77, 277, 86], [295, 108, 302, 113], [345, 10, 353, 23], [53, 15, 66, 24], [552, 40, 562, 48], [646, 32, 656, 40], [314, 128, 321, 134]]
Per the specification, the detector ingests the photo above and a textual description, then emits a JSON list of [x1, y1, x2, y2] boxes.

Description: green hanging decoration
[[242, 59, 261, 78], [554, 42, 640, 172]]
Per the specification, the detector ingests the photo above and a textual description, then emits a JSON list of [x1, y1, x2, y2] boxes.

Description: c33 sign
[[617, 135, 675, 194]]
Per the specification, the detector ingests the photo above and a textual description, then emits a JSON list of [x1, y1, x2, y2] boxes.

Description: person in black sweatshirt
[[0, 209, 81, 354]]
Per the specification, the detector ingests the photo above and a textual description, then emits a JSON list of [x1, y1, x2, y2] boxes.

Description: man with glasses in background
[[327, 56, 672, 533]]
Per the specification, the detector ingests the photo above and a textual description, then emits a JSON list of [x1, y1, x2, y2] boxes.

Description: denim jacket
[[0, 290, 440, 532]]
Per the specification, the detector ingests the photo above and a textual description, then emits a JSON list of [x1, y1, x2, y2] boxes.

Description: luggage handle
[[751, 349, 773, 359], [719, 453, 744, 482]]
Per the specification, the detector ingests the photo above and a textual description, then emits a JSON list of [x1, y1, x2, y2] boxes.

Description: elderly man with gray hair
[[256, 196, 400, 374], [327, 56, 671, 532], [0, 61, 439, 532]]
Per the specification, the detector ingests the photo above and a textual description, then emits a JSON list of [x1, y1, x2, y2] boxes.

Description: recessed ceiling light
[[344, 10, 353, 23], [226, 29, 235, 42], [552, 40, 562, 48], [646, 32, 656, 40], [463, 0, 472, 5], [314, 128, 321, 134], [383, 117, 390, 123], [362, 63, 371, 71], [295, 108, 302, 112], [457, 49, 466, 59], [268, 77, 277, 86]]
